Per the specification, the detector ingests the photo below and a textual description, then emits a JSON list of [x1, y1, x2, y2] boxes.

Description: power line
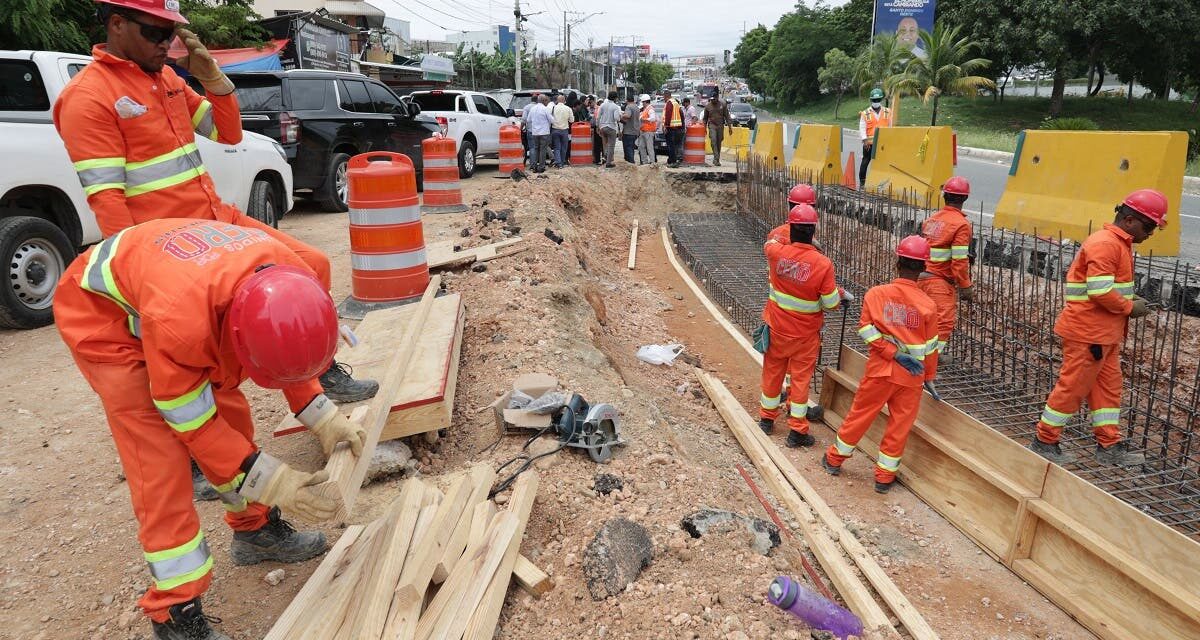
[[406, 0, 493, 26]]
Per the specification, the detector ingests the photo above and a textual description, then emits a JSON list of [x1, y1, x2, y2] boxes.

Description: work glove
[[958, 285, 975, 302], [923, 380, 943, 402], [838, 287, 855, 302], [239, 453, 338, 523], [175, 29, 234, 96], [1129, 297, 1151, 319], [312, 410, 366, 458], [894, 353, 925, 376]]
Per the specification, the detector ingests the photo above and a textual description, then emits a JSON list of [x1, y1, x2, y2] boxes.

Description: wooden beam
[[318, 275, 442, 522], [263, 524, 366, 640], [513, 555, 553, 598], [427, 238, 524, 270], [433, 464, 497, 583], [463, 472, 541, 640], [398, 472, 475, 590], [627, 219, 639, 270], [695, 369, 896, 634], [294, 517, 390, 639]]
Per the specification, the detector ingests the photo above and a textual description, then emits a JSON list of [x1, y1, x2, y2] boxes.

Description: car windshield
[[232, 79, 283, 111], [410, 93, 459, 111], [730, 103, 753, 113], [0, 60, 50, 111]]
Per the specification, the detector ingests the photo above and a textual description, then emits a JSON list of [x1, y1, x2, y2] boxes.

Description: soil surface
[[0, 160, 1094, 639]]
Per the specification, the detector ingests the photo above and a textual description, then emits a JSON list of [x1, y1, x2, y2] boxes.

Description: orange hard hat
[[787, 203, 818, 225], [943, 176, 970, 196], [96, 0, 188, 24], [1121, 188, 1168, 227], [788, 183, 817, 206], [229, 265, 337, 389], [896, 235, 931, 261]]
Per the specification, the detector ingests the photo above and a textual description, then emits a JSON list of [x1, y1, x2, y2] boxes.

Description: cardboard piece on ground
[[492, 373, 559, 434]]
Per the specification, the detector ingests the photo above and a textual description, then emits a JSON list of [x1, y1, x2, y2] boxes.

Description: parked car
[[729, 102, 757, 129], [507, 88, 555, 118], [225, 70, 440, 212], [405, 89, 517, 178], [0, 50, 294, 329]]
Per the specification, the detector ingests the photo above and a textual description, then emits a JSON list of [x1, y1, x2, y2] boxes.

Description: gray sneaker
[[152, 599, 231, 640], [1095, 441, 1146, 467], [191, 460, 218, 502], [231, 507, 327, 566], [1028, 438, 1076, 465]]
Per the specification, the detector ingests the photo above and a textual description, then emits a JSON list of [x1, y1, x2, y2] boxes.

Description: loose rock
[[264, 569, 286, 586], [583, 518, 654, 600], [593, 473, 624, 496], [366, 440, 413, 482]]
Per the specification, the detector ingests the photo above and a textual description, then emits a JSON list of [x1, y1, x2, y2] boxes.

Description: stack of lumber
[[266, 466, 551, 639]]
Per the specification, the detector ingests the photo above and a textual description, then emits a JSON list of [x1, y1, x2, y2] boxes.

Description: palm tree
[[853, 33, 911, 98], [889, 22, 995, 126]]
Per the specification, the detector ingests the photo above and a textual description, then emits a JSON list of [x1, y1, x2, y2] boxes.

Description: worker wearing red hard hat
[[822, 236, 939, 493], [767, 183, 819, 244], [54, 219, 368, 640], [916, 176, 975, 401], [1028, 189, 1166, 468], [758, 204, 851, 447]]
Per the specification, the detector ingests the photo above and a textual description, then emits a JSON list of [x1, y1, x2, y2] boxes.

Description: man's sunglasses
[[115, 10, 176, 44]]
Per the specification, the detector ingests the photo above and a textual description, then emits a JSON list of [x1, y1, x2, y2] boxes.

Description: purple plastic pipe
[[767, 575, 863, 639]]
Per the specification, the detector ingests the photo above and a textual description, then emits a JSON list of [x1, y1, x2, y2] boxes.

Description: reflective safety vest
[[640, 106, 657, 132], [665, 99, 684, 128], [860, 106, 892, 139], [856, 278, 939, 387], [921, 206, 973, 288], [763, 240, 840, 338], [1055, 223, 1135, 345], [54, 45, 245, 237]]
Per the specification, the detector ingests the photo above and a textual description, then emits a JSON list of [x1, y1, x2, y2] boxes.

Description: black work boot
[[758, 418, 775, 434], [231, 507, 327, 566], [820, 453, 841, 476], [152, 599, 231, 640], [874, 481, 894, 494], [1028, 438, 1076, 465], [1095, 441, 1146, 467], [805, 404, 824, 423], [191, 460, 218, 502], [922, 380, 943, 402], [318, 362, 379, 403], [786, 431, 815, 448]]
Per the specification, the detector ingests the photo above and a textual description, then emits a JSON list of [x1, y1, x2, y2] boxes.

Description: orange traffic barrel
[[684, 123, 706, 165], [339, 152, 429, 318], [498, 124, 524, 176], [569, 122, 593, 167], [420, 135, 468, 214]]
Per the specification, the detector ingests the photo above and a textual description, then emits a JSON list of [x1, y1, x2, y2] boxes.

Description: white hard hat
[[639, 94, 651, 102]]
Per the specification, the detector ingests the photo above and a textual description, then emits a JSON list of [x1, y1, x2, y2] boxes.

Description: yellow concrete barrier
[[994, 130, 1185, 256], [751, 121, 785, 165], [789, 123, 843, 184], [864, 126, 955, 204], [726, 126, 751, 159]]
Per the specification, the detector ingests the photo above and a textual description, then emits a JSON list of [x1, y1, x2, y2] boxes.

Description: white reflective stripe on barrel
[[571, 137, 589, 143], [424, 158, 457, 168], [351, 248, 427, 271], [500, 143, 524, 151], [423, 181, 461, 191], [348, 205, 421, 226]]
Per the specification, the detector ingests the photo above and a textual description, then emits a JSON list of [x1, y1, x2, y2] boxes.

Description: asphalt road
[[755, 111, 1200, 263]]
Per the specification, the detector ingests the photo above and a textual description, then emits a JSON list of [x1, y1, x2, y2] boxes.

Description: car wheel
[[0, 216, 76, 330], [247, 178, 280, 228], [458, 139, 477, 178], [317, 152, 351, 213]]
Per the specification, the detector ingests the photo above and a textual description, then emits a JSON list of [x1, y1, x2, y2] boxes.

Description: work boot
[[319, 362, 379, 403], [922, 380, 943, 402], [874, 481, 894, 494], [805, 404, 824, 423], [820, 454, 841, 476], [151, 599, 231, 640], [231, 507, 327, 566], [191, 460, 218, 502], [1095, 441, 1146, 467], [758, 418, 775, 434], [1028, 438, 1076, 465], [786, 431, 815, 448]]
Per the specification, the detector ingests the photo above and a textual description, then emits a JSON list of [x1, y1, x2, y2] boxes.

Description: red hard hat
[[788, 183, 817, 206], [1122, 188, 1168, 227], [229, 265, 338, 389], [96, 0, 188, 24], [896, 235, 931, 261], [943, 176, 970, 196], [787, 204, 818, 225]]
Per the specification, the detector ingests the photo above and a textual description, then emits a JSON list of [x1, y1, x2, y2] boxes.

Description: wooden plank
[[463, 472, 540, 640], [627, 219, 639, 270], [381, 301, 466, 442], [294, 518, 390, 639], [398, 473, 475, 588], [317, 275, 442, 522], [1011, 558, 1141, 640], [468, 501, 497, 549], [380, 584, 423, 640], [427, 237, 524, 270], [433, 465, 498, 583], [513, 555, 553, 598], [264, 525, 366, 640], [695, 369, 896, 635]]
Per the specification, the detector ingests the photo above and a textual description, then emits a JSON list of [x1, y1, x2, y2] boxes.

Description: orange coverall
[[54, 219, 327, 622], [1035, 224, 1135, 447], [54, 46, 330, 289], [918, 205, 972, 380], [760, 239, 841, 434], [825, 278, 939, 483]]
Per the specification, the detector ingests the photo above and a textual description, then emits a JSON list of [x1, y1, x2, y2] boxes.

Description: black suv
[[225, 70, 441, 212]]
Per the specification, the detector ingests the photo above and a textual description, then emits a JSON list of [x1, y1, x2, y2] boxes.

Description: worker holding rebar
[[758, 204, 851, 448], [821, 236, 939, 493], [1028, 189, 1167, 468], [917, 176, 974, 401]]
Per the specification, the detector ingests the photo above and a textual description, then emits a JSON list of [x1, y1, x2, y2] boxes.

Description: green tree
[[890, 21, 994, 125], [0, 0, 93, 53], [179, 0, 268, 49], [632, 60, 674, 93], [822, 0, 874, 55], [751, 6, 850, 107], [818, 48, 856, 117], [853, 33, 911, 97], [729, 24, 771, 93]]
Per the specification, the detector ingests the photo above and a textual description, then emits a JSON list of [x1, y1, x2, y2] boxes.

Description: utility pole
[[564, 11, 602, 91], [514, 0, 522, 90]]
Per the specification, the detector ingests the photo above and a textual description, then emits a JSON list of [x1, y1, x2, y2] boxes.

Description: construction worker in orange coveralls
[[767, 183, 818, 243], [55, 218, 368, 640], [917, 176, 974, 401], [55, 0, 377, 500], [1027, 189, 1166, 468], [821, 235, 939, 493], [758, 204, 852, 448]]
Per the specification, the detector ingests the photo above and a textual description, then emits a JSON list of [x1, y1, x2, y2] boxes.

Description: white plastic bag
[[636, 343, 685, 366]]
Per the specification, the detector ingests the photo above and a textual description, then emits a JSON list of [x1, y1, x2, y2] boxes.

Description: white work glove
[[175, 29, 234, 96], [297, 394, 366, 457], [839, 287, 855, 302], [238, 454, 338, 523]]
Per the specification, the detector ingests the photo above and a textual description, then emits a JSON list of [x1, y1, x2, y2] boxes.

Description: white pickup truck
[[0, 50, 294, 329], [405, 90, 517, 178]]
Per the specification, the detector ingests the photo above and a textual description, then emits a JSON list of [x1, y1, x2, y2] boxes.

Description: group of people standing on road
[[757, 178, 1166, 495]]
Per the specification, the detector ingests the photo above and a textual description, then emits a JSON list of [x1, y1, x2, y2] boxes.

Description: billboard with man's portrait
[[873, 0, 936, 52]]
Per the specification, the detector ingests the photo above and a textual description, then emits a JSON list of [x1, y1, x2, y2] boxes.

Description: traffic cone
[[842, 152, 857, 189]]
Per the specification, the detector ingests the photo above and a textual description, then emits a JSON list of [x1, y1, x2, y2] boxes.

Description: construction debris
[[582, 517, 654, 600], [681, 509, 780, 556]]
